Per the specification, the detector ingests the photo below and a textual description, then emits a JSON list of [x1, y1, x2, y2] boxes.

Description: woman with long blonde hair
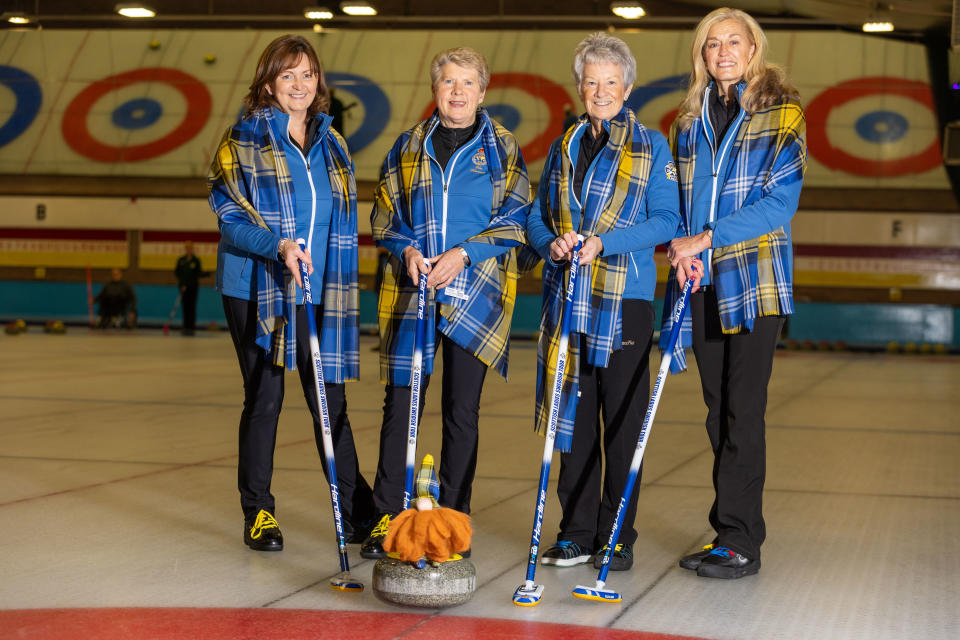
[[663, 8, 806, 579]]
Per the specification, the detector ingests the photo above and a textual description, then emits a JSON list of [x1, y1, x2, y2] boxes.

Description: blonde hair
[[571, 32, 637, 88], [676, 8, 798, 131], [429, 47, 491, 93]]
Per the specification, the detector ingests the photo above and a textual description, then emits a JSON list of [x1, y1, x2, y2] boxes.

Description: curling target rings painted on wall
[[62, 67, 211, 162]]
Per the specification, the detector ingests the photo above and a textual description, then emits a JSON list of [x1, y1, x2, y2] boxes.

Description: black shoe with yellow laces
[[244, 509, 283, 551], [360, 514, 392, 559]]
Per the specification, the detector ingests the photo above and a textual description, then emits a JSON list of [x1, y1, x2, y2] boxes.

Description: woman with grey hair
[[526, 32, 680, 571], [362, 46, 534, 558]]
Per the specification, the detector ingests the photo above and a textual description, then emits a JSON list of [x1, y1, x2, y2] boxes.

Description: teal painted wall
[[1, 281, 957, 347]]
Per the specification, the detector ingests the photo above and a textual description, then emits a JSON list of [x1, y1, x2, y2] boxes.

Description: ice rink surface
[[1, 329, 958, 640]]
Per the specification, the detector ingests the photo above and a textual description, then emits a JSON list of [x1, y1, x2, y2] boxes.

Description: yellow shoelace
[[249, 509, 279, 540], [370, 514, 391, 537]]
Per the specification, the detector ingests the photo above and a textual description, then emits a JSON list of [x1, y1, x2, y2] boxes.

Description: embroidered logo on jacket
[[665, 161, 678, 182], [471, 148, 488, 174]]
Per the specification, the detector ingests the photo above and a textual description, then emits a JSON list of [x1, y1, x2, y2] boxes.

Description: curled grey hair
[[429, 47, 491, 92], [571, 32, 637, 88]]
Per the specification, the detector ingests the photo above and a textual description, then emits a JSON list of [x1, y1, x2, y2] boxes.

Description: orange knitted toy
[[381, 455, 472, 563]]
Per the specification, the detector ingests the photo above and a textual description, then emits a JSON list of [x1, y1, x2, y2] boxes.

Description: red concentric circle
[[805, 76, 940, 177], [62, 68, 212, 163]]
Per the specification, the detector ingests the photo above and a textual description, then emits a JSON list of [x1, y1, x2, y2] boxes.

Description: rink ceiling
[[2, 12, 960, 639]]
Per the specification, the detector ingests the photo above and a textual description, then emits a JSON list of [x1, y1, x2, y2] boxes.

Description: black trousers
[[222, 295, 375, 530], [556, 299, 654, 550], [181, 284, 198, 332], [691, 287, 783, 560], [372, 329, 487, 516]]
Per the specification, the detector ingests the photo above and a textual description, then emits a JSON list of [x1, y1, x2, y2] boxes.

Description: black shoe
[[359, 514, 391, 559], [696, 546, 759, 579], [679, 543, 716, 570], [343, 516, 375, 544], [244, 509, 283, 551], [541, 540, 592, 567], [592, 543, 633, 571]]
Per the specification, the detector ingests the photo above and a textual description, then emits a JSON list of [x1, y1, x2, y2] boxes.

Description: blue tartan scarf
[[372, 108, 534, 384], [534, 106, 656, 452], [661, 95, 806, 373], [208, 108, 360, 380]]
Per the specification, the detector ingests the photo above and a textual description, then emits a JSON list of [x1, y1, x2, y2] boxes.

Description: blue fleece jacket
[[684, 82, 804, 286], [216, 108, 334, 303], [528, 119, 680, 301]]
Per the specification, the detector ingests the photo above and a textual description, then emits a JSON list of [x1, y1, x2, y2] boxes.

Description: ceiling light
[[3, 12, 31, 24], [340, 1, 376, 16], [115, 4, 156, 18], [862, 21, 894, 32], [304, 7, 334, 20], [610, 2, 646, 20]]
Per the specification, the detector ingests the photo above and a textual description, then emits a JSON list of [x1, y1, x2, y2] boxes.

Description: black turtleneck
[[574, 124, 609, 200], [432, 118, 481, 171], [708, 88, 740, 149], [289, 116, 321, 158]]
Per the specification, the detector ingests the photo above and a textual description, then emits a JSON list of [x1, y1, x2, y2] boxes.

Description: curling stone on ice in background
[[372, 454, 475, 608], [43, 320, 66, 334]]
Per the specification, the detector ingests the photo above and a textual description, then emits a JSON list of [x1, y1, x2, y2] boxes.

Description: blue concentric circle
[[854, 110, 909, 144], [111, 97, 164, 130], [325, 72, 391, 153], [0, 66, 43, 148], [485, 104, 521, 132]]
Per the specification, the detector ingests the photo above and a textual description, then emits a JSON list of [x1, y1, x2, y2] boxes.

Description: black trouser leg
[[556, 354, 602, 549], [437, 335, 487, 514], [595, 300, 654, 547], [691, 288, 783, 560], [223, 295, 283, 520], [372, 376, 431, 516], [182, 285, 198, 332], [293, 304, 375, 530], [556, 300, 654, 549]]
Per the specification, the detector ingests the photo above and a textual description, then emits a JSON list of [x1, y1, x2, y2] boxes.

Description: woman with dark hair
[[208, 34, 374, 551], [663, 7, 807, 579]]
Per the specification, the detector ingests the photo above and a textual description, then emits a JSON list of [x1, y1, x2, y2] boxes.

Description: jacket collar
[[700, 80, 746, 149], [265, 106, 333, 147]]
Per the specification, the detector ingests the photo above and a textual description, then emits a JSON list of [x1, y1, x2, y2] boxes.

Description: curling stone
[[372, 554, 476, 608], [43, 320, 65, 334]]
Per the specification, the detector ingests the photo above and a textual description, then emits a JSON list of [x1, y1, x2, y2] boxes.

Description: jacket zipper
[[290, 128, 318, 301], [702, 85, 745, 274], [426, 121, 485, 251]]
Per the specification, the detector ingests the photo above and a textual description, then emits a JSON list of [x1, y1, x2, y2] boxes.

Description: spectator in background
[[95, 268, 137, 329], [328, 88, 357, 136], [174, 240, 204, 335], [562, 103, 579, 133]]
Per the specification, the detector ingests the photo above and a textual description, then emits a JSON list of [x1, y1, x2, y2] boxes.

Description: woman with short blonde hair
[[429, 47, 491, 92], [361, 46, 533, 559]]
